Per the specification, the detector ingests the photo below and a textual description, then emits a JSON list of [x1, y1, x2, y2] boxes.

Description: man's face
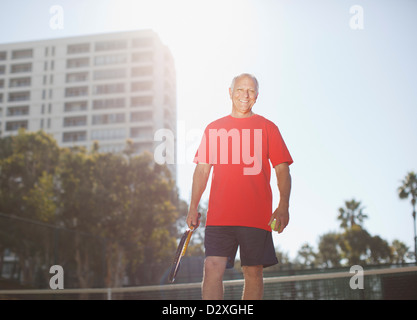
[[229, 76, 258, 117]]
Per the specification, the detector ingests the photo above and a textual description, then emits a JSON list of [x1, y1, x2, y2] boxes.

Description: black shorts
[[204, 226, 278, 269]]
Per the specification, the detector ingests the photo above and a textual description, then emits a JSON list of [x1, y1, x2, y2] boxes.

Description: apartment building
[[0, 29, 177, 178]]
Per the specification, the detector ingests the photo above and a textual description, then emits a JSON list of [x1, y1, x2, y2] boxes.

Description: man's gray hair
[[230, 73, 259, 93]]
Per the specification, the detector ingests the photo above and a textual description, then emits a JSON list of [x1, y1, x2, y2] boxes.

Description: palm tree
[[398, 171, 417, 262], [337, 199, 368, 229]]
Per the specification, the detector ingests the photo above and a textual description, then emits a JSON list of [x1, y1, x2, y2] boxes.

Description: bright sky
[[1, 0, 416, 260]]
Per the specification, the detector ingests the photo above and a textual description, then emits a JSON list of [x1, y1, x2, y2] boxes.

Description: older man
[[187, 73, 293, 300]]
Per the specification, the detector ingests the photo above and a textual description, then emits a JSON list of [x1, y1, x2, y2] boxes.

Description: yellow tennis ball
[[271, 219, 281, 232]]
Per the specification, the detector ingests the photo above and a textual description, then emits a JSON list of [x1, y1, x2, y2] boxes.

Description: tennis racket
[[168, 213, 201, 283]]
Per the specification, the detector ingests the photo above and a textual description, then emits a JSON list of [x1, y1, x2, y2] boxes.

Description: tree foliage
[[292, 198, 410, 269], [398, 171, 417, 261], [0, 130, 183, 288]]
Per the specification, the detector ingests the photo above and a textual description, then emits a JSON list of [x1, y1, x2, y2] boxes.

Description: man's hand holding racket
[[186, 208, 201, 229], [168, 211, 201, 283]]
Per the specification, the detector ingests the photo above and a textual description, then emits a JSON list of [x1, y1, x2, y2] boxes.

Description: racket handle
[[190, 212, 201, 229]]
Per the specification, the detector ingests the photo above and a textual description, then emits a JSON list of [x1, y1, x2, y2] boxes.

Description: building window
[[92, 113, 125, 125], [7, 106, 29, 116], [91, 128, 126, 140], [93, 83, 124, 95], [63, 116, 87, 127], [67, 43, 90, 54], [64, 101, 88, 112], [66, 72, 89, 83], [94, 54, 127, 66], [130, 110, 153, 122], [65, 86, 88, 97], [93, 68, 126, 80], [10, 63, 32, 73], [11, 49, 33, 60], [93, 98, 125, 110], [0, 65, 5, 75], [8, 91, 30, 102], [131, 96, 153, 107], [67, 57, 89, 68], [0, 51, 6, 61], [132, 51, 153, 63], [95, 40, 127, 52], [9, 77, 31, 88], [131, 66, 153, 77], [6, 120, 28, 131], [63, 131, 87, 142], [131, 81, 153, 92]]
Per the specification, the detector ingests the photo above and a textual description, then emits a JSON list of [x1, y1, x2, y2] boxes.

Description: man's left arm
[[269, 162, 292, 233]]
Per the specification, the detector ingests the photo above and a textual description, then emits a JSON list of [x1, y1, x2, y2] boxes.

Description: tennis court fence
[[1, 265, 416, 300]]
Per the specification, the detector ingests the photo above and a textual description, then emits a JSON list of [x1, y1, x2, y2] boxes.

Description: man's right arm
[[187, 163, 212, 227]]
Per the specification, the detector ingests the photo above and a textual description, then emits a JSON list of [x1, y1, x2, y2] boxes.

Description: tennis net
[[1, 265, 416, 300]]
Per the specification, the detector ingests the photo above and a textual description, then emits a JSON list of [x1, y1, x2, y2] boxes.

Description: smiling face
[[229, 75, 259, 118]]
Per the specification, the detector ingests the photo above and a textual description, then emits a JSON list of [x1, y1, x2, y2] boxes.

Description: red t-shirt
[[194, 114, 293, 231]]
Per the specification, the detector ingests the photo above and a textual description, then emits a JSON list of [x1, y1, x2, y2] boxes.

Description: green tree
[[317, 232, 342, 268], [398, 171, 417, 261], [55, 146, 100, 287], [0, 131, 183, 288], [296, 243, 317, 268], [0, 130, 60, 286], [338, 225, 371, 265], [391, 239, 410, 264], [22, 171, 57, 223], [0, 129, 59, 217], [56, 147, 181, 287], [120, 152, 180, 285], [367, 235, 392, 264]]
